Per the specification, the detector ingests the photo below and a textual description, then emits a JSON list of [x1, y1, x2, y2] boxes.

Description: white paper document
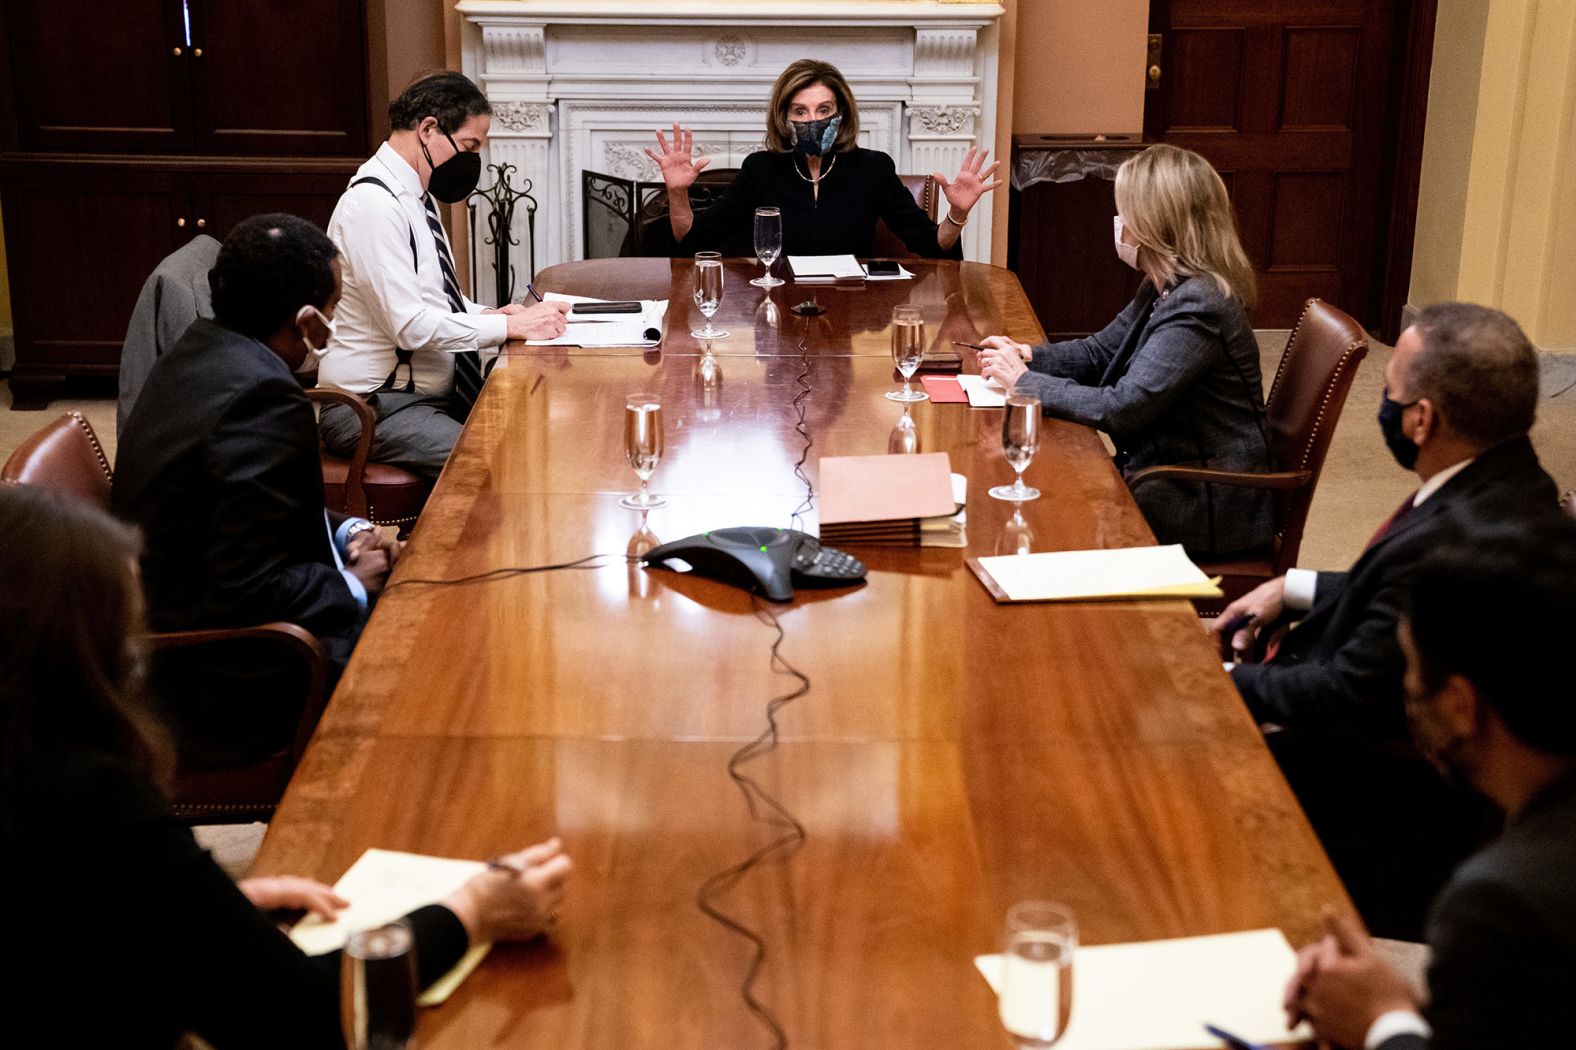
[[289, 848, 492, 1006], [863, 263, 916, 281], [976, 928, 1313, 1050], [526, 292, 667, 346], [956, 373, 1009, 407], [788, 254, 865, 281], [975, 544, 1223, 602]]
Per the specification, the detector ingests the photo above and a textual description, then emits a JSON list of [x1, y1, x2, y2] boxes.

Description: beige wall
[[1011, 0, 1148, 134], [1409, 0, 1576, 351]]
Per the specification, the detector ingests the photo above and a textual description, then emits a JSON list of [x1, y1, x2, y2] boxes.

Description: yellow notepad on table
[[288, 848, 491, 1007], [970, 544, 1223, 602], [975, 928, 1313, 1050]]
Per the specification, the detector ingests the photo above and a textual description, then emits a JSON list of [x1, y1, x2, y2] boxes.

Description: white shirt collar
[[372, 141, 425, 200], [1413, 455, 1474, 507]]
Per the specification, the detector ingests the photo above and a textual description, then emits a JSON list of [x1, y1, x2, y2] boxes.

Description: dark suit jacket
[[1014, 277, 1274, 556], [112, 319, 361, 762], [1232, 436, 1560, 936], [1390, 769, 1576, 1050]]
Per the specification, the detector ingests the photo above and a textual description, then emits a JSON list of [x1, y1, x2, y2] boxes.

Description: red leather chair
[[307, 389, 431, 536], [2, 411, 329, 823], [1128, 298, 1370, 617], [872, 174, 939, 259]]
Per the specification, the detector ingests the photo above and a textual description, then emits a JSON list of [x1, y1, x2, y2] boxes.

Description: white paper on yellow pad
[[525, 292, 667, 346], [288, 848, 492, 1007], [976, 928, 1313, 1050], [976, 544, 1223, 602], [956, 373, 1009, 407]]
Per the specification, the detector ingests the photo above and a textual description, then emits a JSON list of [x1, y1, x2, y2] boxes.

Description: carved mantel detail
[[492, 102, 550, 134], [911, 105, 981, 137]]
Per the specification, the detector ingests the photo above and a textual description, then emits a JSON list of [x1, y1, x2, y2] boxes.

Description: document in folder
[[289, 848, 492, 1006], [971, 544, 1223, 602], [975, 928, 1313, 1050], [818, 452, 957, 525]]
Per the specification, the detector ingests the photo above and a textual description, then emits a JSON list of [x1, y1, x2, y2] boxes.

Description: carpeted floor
[[4, 337, 1574, 879]]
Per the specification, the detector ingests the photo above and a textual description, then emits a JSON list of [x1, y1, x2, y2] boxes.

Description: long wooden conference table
[[253, 259, 1347, 1047]]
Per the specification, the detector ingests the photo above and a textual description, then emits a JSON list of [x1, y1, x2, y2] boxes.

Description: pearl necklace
[[793, 153, 836, 184]]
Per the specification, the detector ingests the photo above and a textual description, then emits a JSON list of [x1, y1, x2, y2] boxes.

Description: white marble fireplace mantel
[[456, 0, 1006, 298]]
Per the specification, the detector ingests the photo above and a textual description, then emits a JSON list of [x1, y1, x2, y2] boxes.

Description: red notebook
[[920, 375, 967, 403]]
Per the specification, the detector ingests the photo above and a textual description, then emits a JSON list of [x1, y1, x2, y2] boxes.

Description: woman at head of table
[[976, 143, 1275, 558], [0, 483, 574, 1049], [644, 58, 1002, 259]]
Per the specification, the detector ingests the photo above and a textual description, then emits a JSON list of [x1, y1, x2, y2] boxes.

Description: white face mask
[[294, 305, 336, 373], [1113, 215, 1141, 271]]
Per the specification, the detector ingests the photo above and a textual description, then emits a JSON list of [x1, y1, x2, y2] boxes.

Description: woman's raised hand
[[935, 146, 1004, 218], [643, 123, 712, 191]]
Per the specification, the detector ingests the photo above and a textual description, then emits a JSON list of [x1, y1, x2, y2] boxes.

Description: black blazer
[[4, 740, 466, 1048], [1014, 277, 1275, 556], [679, 147, 959, 259], [113, 318, 360, 644], [1401, 770, 1576, 1050], [1232, 436, 1558, 740]]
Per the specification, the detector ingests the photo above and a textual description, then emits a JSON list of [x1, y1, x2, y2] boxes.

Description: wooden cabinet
[[0, 0, 371, 408]]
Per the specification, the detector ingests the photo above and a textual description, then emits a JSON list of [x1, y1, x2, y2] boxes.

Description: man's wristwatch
[[343, 519, 377, 543]]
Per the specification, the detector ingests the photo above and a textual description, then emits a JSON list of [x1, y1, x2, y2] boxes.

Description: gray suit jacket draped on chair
[[1013, 276, 1275, 557], [116, 234, 221, 437]]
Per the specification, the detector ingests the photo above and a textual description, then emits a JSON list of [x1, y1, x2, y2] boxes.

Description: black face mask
[[790, 114, 841, 157], [1378, 388, 1421, 470], [421, 131, 481, 203]]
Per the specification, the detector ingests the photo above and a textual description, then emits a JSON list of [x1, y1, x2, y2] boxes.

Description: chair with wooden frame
[[1, 411, 329, 823], [1127, 298, 1370, 618], [308, 389, 431, 537]]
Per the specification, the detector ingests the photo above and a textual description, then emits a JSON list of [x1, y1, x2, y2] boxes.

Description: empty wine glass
[[885, 304, 928, 402], [341, 924, 418, 1050], [999, 901, 1076, 1048], [618, 392, 668, 510], [990, 394, 1041, 501], [751, 207, 784, 288], [691, 255, 729, 341]]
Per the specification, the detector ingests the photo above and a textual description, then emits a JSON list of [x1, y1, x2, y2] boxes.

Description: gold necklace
[[793, 153, 836, 184]]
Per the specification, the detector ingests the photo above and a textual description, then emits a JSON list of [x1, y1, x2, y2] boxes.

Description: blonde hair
[[1115, 144, 1257, 314], [764, 59, 860, 154]]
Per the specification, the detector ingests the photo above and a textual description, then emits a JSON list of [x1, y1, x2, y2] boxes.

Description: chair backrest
[[872, 174, 939, 258], [0, 411, 114, 508], [1263, 298, 1370, 574], [118, 234, 221, 436], [631, 167, 740, 256]]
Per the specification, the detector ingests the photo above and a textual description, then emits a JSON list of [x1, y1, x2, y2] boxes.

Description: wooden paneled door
[[1145, 0, 1436, 332]]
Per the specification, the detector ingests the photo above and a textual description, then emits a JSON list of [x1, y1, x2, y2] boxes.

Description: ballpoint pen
[[486, 857, 524, 877], [1204, 1023, 1270, 1050], [951, 340, 988, 351], [525, 283, 544, 303]]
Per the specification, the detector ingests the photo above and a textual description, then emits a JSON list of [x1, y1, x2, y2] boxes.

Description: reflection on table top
[[256, 259, 1340, 1049]]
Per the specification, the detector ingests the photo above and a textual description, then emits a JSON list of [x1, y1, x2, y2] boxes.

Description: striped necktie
[[423, 193, 485, 414]]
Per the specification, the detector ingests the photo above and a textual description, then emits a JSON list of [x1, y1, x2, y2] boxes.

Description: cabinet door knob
[[196, 218, 207, 229], [192, 47, 203, 58], [172, 46, 183, 56], [177, 217, 187, 228]]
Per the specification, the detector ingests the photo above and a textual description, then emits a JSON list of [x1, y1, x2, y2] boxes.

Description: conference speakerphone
[[641, 527, 866, 601]]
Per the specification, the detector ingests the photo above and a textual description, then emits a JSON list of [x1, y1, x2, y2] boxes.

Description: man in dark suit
[[1282, 519, 1576, 1050], [1213, 302, 1561, 937], [113, 214, 397, 763]]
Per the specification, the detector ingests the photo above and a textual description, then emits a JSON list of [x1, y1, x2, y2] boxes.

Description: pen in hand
[[951, 340, 988, 352], [1204, 1023, 1270, 1050], [525, 283, 544, 303], [486, 857, 524, 877]]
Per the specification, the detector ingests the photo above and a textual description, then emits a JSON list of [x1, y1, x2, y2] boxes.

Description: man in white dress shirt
[[318, 71, 568, 477]]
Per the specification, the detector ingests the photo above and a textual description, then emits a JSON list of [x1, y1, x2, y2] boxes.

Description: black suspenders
[[350, 176, 420, 394]]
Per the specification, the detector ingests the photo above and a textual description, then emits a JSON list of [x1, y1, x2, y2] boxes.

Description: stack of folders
[[818, 452, 968, 548]]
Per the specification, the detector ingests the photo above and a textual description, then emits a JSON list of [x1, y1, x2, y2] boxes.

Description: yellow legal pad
[[289, 848, 492, 1007], [970, 544, 1223, 603]]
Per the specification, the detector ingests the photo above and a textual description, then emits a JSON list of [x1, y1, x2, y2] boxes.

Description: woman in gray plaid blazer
[[980, 144, 1274, 557]]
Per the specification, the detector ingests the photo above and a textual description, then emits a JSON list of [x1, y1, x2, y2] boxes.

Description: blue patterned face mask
[[791, 115, 841, 156]]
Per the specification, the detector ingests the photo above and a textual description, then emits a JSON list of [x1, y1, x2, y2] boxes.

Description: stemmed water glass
[[989, 393, 1041, 501], [618, 392, 668, 510], [998, 901, 1077, 1048], [885, 304, 928, 402], [751, 207, 784, 288], [691, 253, 729, 341]]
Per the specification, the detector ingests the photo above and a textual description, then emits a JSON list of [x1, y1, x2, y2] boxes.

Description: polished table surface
[[255, 259, 1345, 1047]]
